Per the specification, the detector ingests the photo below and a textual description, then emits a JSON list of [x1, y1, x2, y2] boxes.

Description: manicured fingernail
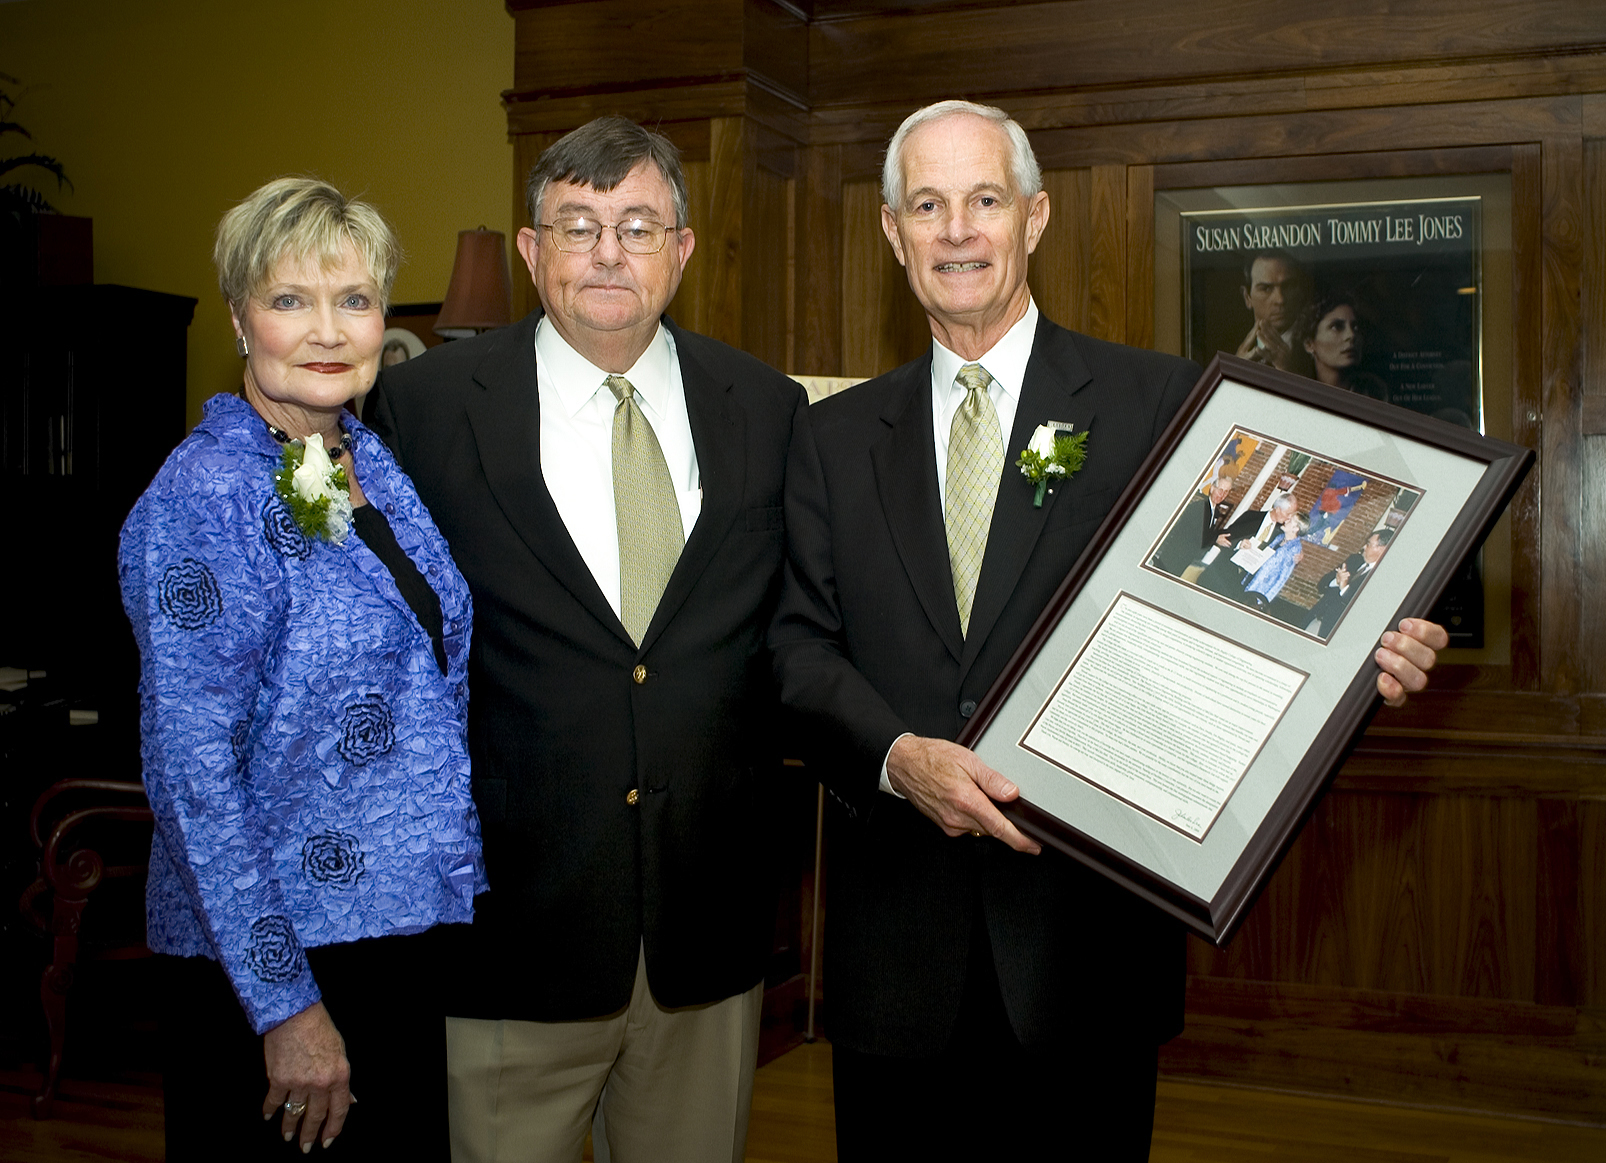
[[284, 1132, 294, 1142], [264, 1109, 275, 1121], [323, 1139, 334, 1150], [303, 1143, 313, 1155]]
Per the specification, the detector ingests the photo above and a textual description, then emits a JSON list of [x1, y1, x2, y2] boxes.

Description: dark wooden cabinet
[[1, 284, 196, 759]]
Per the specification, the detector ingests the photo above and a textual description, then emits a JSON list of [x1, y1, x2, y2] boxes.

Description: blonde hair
[[214, 177, 400, 312]]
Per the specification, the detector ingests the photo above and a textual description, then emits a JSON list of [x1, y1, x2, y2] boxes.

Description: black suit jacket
[[1151, 494, 1214, 574], [1309, 551, 1369, 632], [367, 311, 808, 1021], [772, 315, 1199, 1056]]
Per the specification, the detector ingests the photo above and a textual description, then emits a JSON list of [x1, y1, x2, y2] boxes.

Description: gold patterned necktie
[[606, 374, 684, 645], [945, 363, 1003, 636]]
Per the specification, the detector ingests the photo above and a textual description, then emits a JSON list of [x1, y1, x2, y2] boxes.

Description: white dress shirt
[[535, 317, 701, 622], [882, 299, 1041, 796], [928, 298, 1037, 502]]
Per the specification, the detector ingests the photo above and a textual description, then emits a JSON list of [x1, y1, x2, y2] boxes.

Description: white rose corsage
[[1014, 422, 1088, 507], [273, 433, 353, 544]]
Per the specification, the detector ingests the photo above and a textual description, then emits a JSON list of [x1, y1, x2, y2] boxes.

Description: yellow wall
[[1, 0, 514, 429]]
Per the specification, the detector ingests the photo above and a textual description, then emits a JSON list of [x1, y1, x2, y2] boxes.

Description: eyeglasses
[[539, 217, 673, 255]]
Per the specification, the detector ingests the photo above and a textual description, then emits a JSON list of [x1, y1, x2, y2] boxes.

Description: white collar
[[535, 316, 673, 417], [930, 298, 1039, 402]]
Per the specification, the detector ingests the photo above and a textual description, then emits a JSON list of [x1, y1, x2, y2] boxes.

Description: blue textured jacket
[[119, 394, 487, 1033]]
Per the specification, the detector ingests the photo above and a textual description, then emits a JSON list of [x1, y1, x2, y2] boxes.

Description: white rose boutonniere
[[1014, 422, 1089, 507], [273, 433, 353, 543]]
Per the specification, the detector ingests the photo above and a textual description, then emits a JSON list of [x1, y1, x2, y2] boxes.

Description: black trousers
[[156, 926, 459, 1162], [832, 917, 1161, 1162]]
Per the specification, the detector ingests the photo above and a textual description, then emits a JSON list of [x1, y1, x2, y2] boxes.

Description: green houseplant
[[2, 72, 71, 223]]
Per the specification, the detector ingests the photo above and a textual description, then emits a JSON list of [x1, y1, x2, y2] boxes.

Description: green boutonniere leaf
[[1015, 430, 1089, 506], [272, 442, 351, 543]]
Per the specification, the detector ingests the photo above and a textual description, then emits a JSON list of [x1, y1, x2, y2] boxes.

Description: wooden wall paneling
[[1510, 144, 1544, 691], [675, 153, 714, 339], [1535, 798, 1585, 1007], [1152, 145, 1518, 194], [1539, 134, 1586, 695], [1161, 977, 1604, 1119], [504, 82, 749, 136], [1582, 138, 1606, 693], [680, 117, 747, 350], [1192, 789, 1537, 999], [743, 0, 809, 110], [509, 131, 564, 322], [1027, 168, 1090, 335], [1026, 97, 1580, 172], [1124, 165, 1155, 351], [741, 120, 793, 371], [807, 51, 1606, 154], [803, 1, 1606, 112], [1086, 165, 1127, 343], [502, 0, 1606, 1111], [839, 180, 927, 377], [1583, 800, 1606, 1007], [795, 144, 844, 375], [510, 0, 743, 96]]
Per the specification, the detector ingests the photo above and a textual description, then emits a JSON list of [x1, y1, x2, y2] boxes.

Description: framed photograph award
[[956, 355, 1531, 946]]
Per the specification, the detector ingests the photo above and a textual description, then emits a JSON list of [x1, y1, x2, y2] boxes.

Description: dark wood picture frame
[[957, 354, 1533, 945]]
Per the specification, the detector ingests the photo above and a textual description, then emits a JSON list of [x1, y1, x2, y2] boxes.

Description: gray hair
[[881, 100, 1043, 210], [525, 116, 689, 229], [214, 177, 400, 314]]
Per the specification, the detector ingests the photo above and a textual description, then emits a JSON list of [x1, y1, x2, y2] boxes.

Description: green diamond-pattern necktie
[[606, 374, 684, 645], [945, 363, 1003, 637]]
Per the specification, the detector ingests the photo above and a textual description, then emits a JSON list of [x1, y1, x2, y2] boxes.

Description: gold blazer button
[[626, 788, 640, 806], [632, 664, 648, 684]]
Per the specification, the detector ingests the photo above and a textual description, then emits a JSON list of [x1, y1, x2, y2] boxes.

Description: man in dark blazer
[[1308, 528, 1393, 635], [771, 100, 1448, 1161], [1198, 492, 1298, 597], [367, 118, 806, 1163], [1151, 472, 1234, 575]]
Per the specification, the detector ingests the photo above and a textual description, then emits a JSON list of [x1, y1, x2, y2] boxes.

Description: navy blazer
[[368, 311, 809, 1020], [773, 315, 1199, 1055]]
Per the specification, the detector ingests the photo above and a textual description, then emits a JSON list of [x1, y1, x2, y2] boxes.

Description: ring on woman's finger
[[283, 1100, 308, 1118]]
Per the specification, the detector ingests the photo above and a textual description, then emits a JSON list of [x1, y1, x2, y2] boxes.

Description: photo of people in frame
[[1145, 427, 1423, 643]]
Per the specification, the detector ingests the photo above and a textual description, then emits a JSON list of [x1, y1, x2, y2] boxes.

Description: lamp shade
[[434, 227, 513, 337]]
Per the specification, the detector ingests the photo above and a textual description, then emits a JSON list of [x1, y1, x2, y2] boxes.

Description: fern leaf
[[0, 154, 72, 191]]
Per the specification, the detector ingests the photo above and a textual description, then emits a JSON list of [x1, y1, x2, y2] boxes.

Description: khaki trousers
[[446, 947, 762, 1163]]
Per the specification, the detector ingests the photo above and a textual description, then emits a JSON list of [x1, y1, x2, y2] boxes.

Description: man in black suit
[[1198, 492, 1298, 597], [771, 100, 1448, 1161], [1151, 473, 1234, 575], [1308, 528, 1393, 635], [367, 117, 806, 1163]]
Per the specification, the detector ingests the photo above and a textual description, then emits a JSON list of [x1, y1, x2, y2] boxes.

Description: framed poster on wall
[[1154, 175, 1513, 652]]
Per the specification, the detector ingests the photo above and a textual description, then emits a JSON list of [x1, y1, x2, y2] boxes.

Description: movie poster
[[1183, 196, 1482, 431], [1181, 196, 1485, 645]]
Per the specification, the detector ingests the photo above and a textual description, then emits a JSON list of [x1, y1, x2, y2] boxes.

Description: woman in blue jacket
[[119, 178, 485, 1160]]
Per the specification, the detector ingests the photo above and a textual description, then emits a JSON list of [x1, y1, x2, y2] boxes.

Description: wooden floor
[[4, 1042, 1605, 1162]]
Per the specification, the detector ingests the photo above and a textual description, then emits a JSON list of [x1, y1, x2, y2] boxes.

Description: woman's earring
[[236, 335, 249, 358]]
